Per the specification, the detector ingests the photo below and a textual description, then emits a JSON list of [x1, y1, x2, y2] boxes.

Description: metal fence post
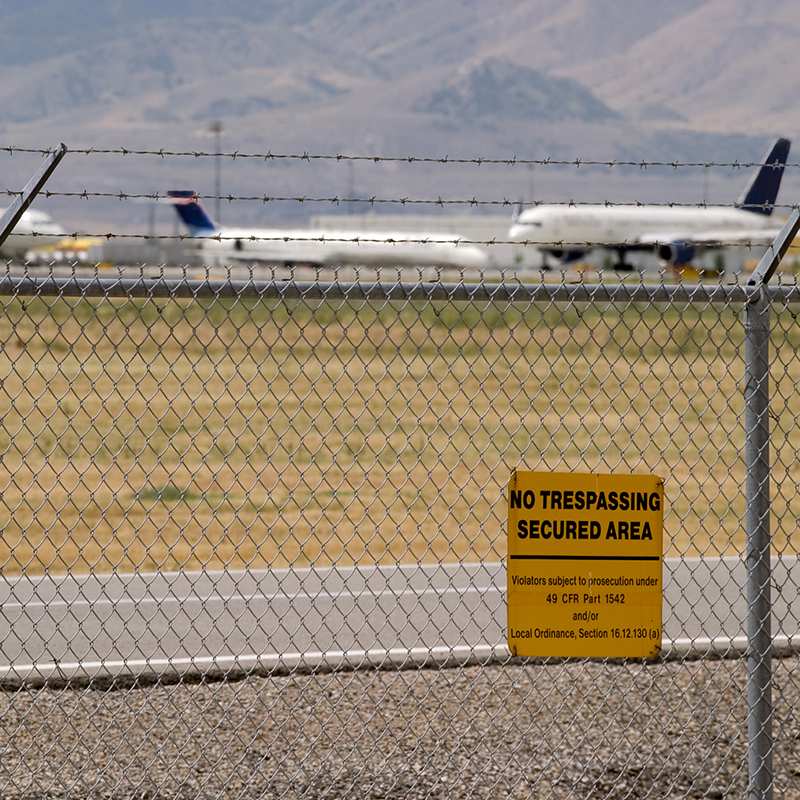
[[744, 286, 772, 800], [0, 144, 67, 249], [742, 206, 800, 800]]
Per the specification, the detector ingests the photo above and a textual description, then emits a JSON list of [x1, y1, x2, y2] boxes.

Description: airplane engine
[[546, 248, 586, 263], [657, 243, 696, 266]]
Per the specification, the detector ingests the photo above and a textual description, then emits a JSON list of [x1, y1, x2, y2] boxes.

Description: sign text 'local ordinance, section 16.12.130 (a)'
[[507, 471, 664, 659]]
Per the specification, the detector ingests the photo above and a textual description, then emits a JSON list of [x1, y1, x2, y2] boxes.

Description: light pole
[[210, 120, 223, 225], [528, 162, 535, 204], [347, 160, 355, 215]]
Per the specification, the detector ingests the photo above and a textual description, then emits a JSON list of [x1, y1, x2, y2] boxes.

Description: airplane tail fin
[[167, 190, 219, 236], [737, 137, 791, 216]]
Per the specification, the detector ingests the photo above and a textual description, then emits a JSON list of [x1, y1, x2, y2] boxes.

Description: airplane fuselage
[[509, 205, 780, 250], [195, 226, 488, 269]]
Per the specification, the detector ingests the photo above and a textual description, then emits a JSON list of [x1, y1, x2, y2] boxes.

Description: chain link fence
[[1, 268, 799, 799]]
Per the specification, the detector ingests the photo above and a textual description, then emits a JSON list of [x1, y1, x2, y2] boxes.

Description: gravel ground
[[2, 656, 800, 800]]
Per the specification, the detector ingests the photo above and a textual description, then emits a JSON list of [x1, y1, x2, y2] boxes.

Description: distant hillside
[[0, 0, 303, 65], [553, 0, 800, 135], [0, 0, 795, 233], [0, 0, 796, 137], [413, 59, 620, 123]]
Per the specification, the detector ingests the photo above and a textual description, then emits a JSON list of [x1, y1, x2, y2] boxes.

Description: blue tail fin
[[167, 191, 219, 235], [737, 138, 791, 215]]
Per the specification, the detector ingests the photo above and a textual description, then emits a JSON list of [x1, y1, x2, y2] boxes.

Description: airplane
[[0, 207, 66, 260], [167, 191, 488, 270], [508, 137, 792, 270]]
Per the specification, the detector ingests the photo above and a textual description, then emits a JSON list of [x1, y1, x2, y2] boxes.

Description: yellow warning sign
[[507, 471, 663, 658]]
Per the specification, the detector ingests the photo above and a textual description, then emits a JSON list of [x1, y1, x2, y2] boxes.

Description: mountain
[[0, 0, 795, 232], [412, 59, 620, 123], [1, 0, 796, 135], [554, 0, 800, 135]]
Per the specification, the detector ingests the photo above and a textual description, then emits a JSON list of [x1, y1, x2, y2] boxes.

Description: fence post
[[742, 206, 800, 800], [744, 286, 772, 800], [0, 143, 67, 249]]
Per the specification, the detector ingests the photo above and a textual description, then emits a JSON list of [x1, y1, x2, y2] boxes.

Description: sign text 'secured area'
[[507, 471, 663, 658]]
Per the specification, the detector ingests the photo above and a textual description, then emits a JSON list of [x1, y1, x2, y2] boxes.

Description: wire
[[1, 145, 797, 171], [10, 230, 786, 251], [4, 189, 798, 213]]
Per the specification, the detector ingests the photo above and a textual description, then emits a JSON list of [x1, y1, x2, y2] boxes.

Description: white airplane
[[167, 191, 488, 270], [508, 138, 792, 270], [0, 207, 66, 260]]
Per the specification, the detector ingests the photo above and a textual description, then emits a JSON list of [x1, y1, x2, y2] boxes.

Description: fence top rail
[[0, 274, 797, 304]]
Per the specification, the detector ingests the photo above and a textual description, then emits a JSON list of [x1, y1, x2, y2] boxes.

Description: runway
[[2, 557, 799, 684]]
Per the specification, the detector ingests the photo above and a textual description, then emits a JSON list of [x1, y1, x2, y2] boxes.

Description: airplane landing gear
[[614, 248, 633, 271]]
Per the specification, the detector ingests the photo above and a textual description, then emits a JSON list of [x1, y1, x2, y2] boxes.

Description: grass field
[[1, 291, 799, 576]]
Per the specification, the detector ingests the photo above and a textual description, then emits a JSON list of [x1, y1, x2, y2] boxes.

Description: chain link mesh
[[0, 270, 798, 799]]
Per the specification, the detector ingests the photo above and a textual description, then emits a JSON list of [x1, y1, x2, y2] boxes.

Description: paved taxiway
[[2, 557, 799, 684]]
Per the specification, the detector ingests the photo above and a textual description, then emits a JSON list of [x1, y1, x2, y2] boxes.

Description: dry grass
[[0, 293, 798, 576]]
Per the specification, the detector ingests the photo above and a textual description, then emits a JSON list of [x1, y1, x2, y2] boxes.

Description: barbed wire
[[1, 145, 798, 171], [6, 189, 799, 212], [11, 230, 789, 252]]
